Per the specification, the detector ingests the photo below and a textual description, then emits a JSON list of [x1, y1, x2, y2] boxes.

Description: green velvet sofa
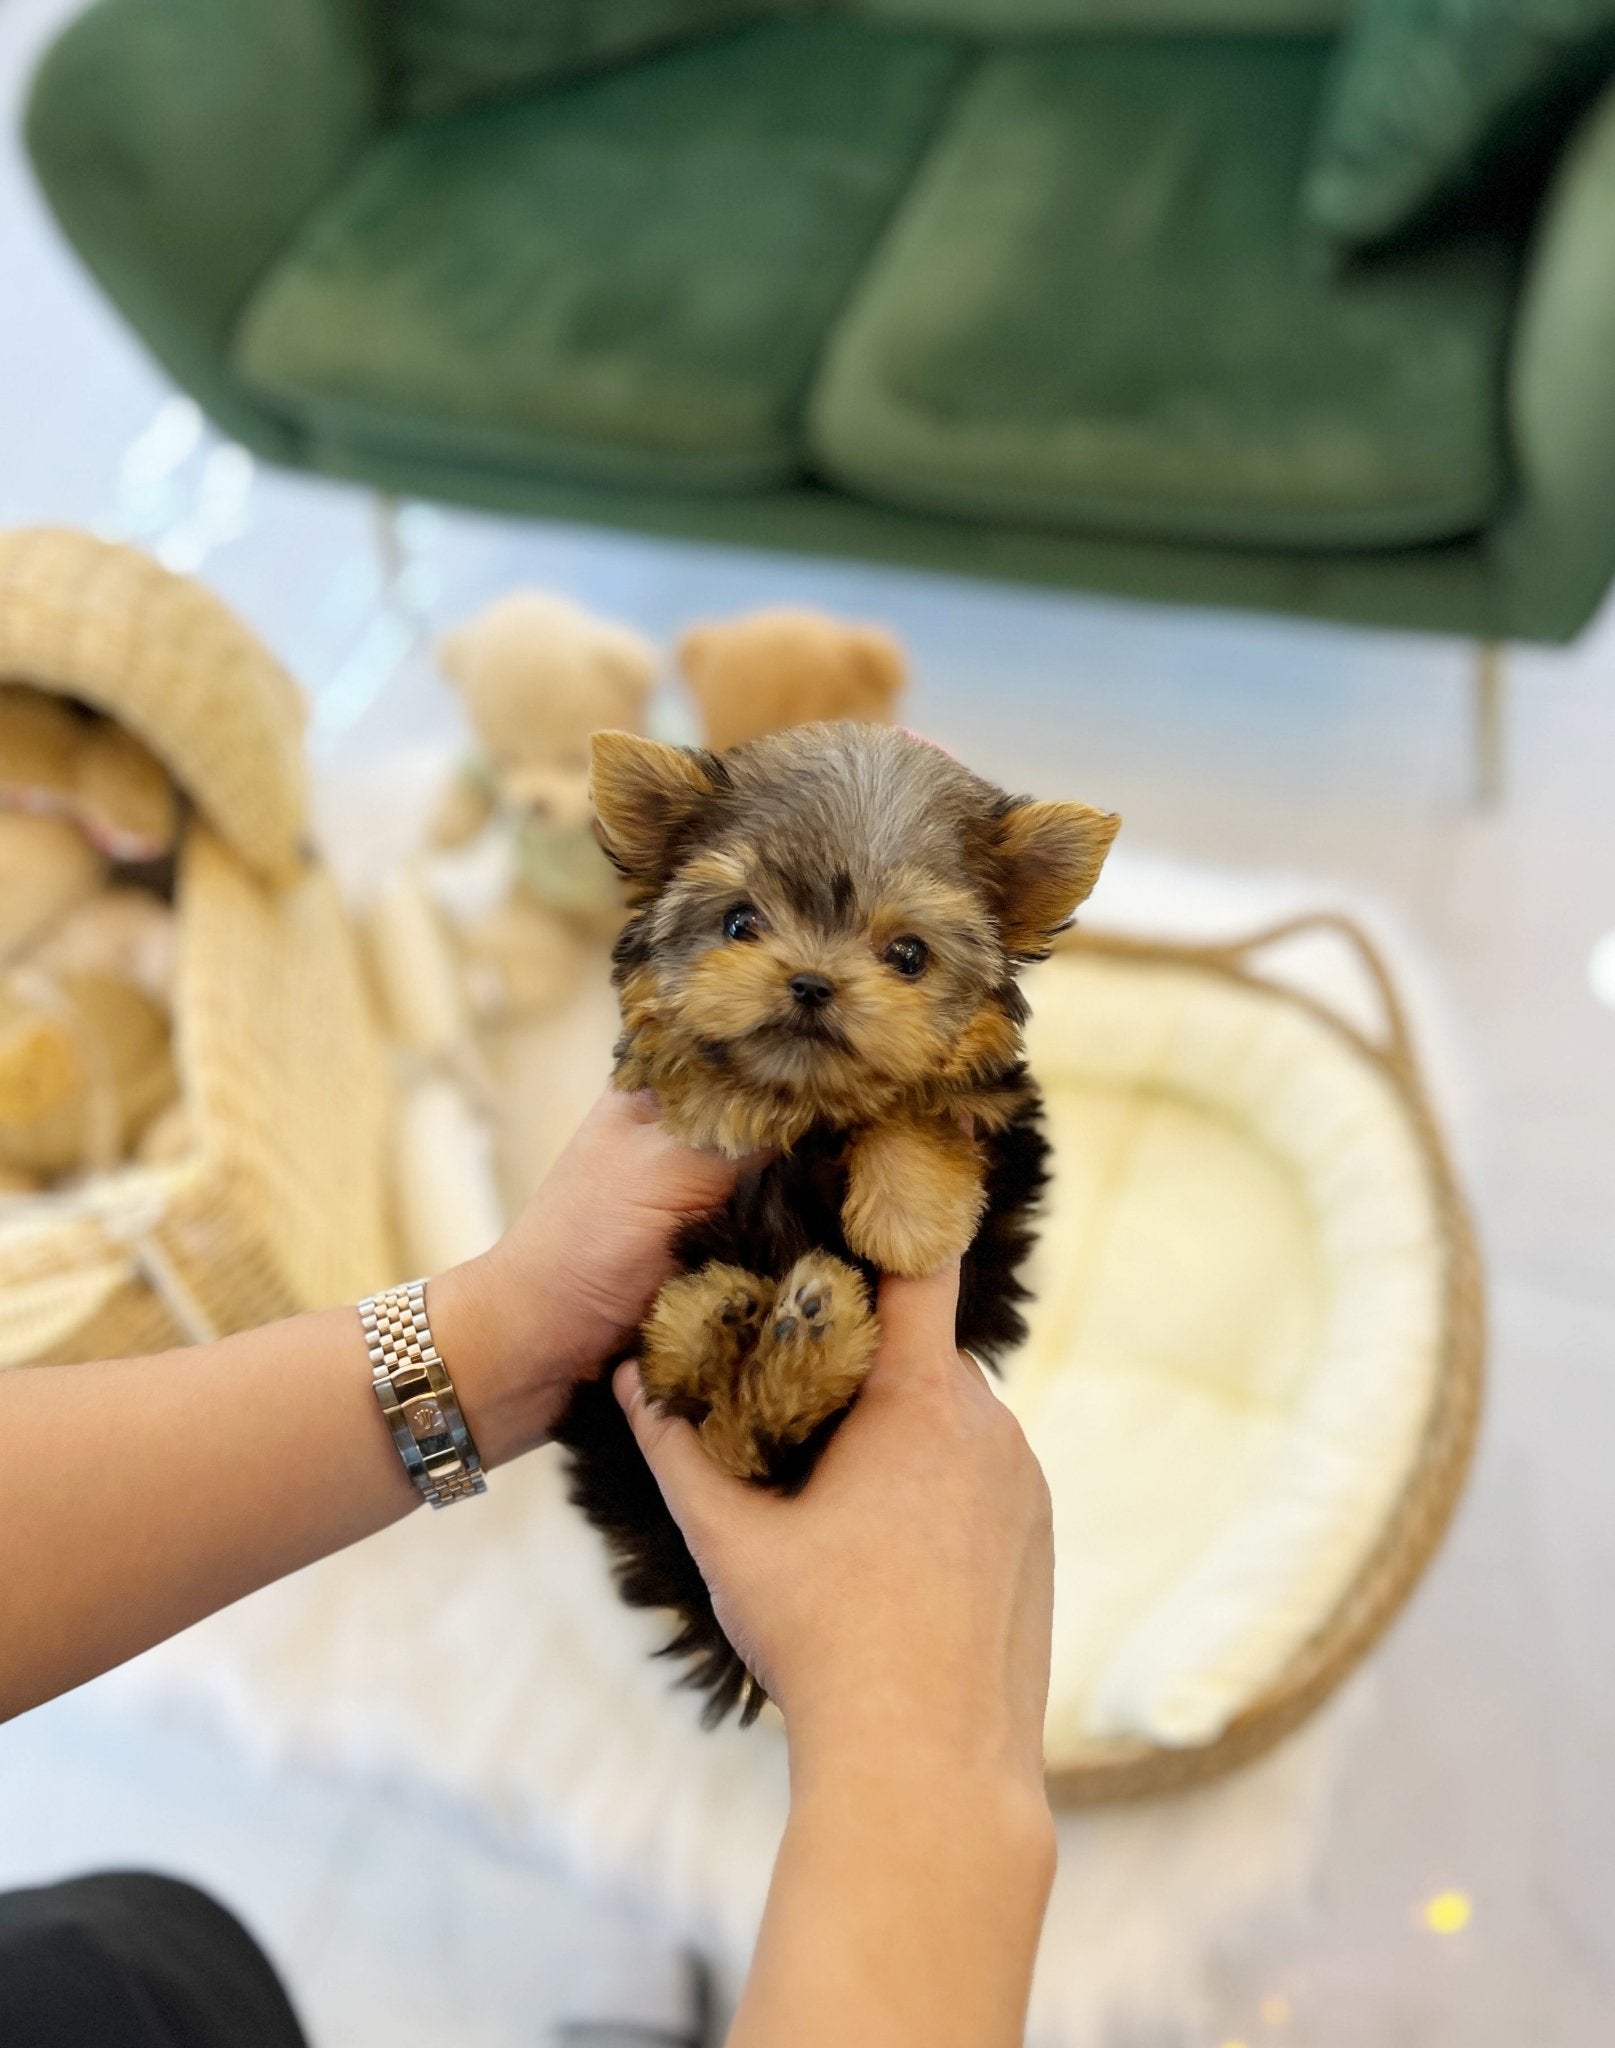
[[24, 0, 1615, 655]]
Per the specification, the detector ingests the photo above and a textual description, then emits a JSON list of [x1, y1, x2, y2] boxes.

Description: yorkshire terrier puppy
[[555, 722, 1118, 1722]]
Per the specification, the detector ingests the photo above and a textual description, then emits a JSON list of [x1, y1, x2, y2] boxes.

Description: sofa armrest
[[1493, 72, 1615, 641], [25, 0, 380, 458]]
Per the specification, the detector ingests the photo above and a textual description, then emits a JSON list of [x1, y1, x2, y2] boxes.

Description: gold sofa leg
[[1473, 641, 1505, 806]]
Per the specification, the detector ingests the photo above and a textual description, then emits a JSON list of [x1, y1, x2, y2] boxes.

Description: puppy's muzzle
[[788, 972, 835, 1011]]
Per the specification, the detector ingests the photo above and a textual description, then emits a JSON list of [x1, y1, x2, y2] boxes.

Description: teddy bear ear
[[599, 624, 659, 709], [589, 731, 728, 884], [675, 625, 716, 681], [992, 799, 1119, 957], [436, 625, 470, 683], [848, 625, 907, 708]]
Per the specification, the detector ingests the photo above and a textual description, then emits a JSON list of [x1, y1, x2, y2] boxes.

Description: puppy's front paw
[[640, 1262, 769, 1419], [752, 1253, 878, 1439], [695, 1255, 879, 1481], [841, 1118, 986, 1276]]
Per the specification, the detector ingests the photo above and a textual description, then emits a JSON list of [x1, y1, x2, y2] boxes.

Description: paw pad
[[775, 1273, 835, 1344]]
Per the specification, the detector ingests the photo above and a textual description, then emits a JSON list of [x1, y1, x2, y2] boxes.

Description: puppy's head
[[593, 724, 1118, 1143]]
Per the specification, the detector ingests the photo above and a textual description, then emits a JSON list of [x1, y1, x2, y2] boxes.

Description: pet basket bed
[[0, 526, 397, 1364], [1027, 915, 1482, 1802]]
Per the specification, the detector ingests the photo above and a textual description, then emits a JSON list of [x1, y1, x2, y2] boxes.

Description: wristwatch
[[358, 1278, 487, 1508]]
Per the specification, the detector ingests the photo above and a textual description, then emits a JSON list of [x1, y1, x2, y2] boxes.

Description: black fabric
[[0, 1873, 307, 2048]]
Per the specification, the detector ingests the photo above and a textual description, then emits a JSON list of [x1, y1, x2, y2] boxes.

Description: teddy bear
[[0, 812, 105, 966], [676, 606, 907, 751], [427, 590, 658, 1021], [0, 968, 176, 1181], [0, 687, 180, 1192], [0, 684, 178, 863]]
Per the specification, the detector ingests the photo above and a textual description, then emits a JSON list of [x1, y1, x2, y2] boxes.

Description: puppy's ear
[[590, 730, 727, 883], [992, 800, 1119, 955]]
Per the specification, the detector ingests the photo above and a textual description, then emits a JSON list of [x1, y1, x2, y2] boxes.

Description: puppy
[[555, 722, 1118, 1723]]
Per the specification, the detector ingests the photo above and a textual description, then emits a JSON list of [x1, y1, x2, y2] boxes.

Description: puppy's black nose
[[789, 972, 835, 1010]]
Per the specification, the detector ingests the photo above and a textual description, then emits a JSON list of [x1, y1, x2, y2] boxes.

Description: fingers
[[613, 1362, 762, 1540], [614, 1088, 662, 1126], [594, 1087, 772, 1201], [955, 1345, 990, 1388], [869, 1259, 963, 1387]]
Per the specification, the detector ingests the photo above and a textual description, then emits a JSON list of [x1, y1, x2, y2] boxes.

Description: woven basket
[[0, 528, 398, 1363], [1040, 912, 1484, 1804]]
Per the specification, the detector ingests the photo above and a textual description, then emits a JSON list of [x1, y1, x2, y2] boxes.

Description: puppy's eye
[[883, 935, 929, 979], [723, 902, 763, 943]]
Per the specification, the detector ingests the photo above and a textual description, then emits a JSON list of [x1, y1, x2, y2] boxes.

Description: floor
[[2, 1, 1613, 2041]]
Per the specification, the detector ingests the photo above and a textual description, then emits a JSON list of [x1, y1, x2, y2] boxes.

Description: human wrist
[[785, 1677, 1050, 1808], [787, 1746, 1056, 1899], [425, 1253, 575, 1467], [786, 1709, 1053, 1848]]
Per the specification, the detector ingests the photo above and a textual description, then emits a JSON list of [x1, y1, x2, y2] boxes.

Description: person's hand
[[615, 1259, 1055, 1802], [434, 1088, 749, 1461]]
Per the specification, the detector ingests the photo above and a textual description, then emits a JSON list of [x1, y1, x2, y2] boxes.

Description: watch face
[[404, 1395, 451, 1459]]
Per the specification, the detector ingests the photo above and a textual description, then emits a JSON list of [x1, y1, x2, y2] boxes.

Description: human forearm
[[0, 1258, 558, 1721], [0, 1091, 745, 1722], [731, 1760, 1055, 2048], [614, 1262, 1058, 2043]]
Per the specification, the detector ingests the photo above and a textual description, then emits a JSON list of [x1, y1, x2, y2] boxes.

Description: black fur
[[553, 1091, 1051, 1726]]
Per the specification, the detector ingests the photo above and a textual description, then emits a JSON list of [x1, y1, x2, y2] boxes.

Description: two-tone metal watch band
[[358, 1278, 487, 1509]]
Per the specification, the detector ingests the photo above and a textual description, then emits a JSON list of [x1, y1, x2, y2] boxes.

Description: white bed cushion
[[1018, 950, 1444, 1755]]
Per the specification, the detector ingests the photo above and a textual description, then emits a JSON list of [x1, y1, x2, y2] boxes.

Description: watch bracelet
[[358, 1277, 487, 1509]]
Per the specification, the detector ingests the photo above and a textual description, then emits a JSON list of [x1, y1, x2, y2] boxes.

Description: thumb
[[613, 1362, 757, 1540]]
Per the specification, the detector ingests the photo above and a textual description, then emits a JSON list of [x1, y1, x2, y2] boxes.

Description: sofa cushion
[[234, 22, 962, 494], [809, 39, 1520, 551], [385, 0, 774, 120], [1301, 0, 1615, 252]]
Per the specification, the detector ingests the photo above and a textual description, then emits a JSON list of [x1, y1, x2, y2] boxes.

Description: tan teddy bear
[[428, 591, 658, 1020], [0, 684, 178, 862], [0, 969, 176, 1181], [676, 606, 907, 751], [0, 688, 181, 1192], [0, 812, 105, 967]]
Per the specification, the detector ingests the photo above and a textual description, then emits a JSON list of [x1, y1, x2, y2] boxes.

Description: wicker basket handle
[[1195, 911, 1418, 1078], [1065, 909, 1418, 1078]]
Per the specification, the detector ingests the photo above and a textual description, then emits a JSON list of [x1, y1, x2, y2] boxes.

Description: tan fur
[[677, 608, 906, 751], [590, 732, 723, 901], [994, 800, 1120, 955], [707, 1254, 878, 1477], [598, 722, 1118, 1476], [842, 1115, 988, 1277], [641, 1263, 770, 1416], [643, 1253, 877, 1481]]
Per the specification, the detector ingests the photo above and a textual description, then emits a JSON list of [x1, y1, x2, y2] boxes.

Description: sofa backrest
[[384, 0, 1351, 121], [385, 0, 775, 118]]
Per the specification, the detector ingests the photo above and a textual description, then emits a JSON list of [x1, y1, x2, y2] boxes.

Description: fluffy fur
[[555, 722, 1118, 1723]]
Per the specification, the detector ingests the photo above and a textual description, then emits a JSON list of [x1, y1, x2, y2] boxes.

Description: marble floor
[[2, 1, 1613, 2041]]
